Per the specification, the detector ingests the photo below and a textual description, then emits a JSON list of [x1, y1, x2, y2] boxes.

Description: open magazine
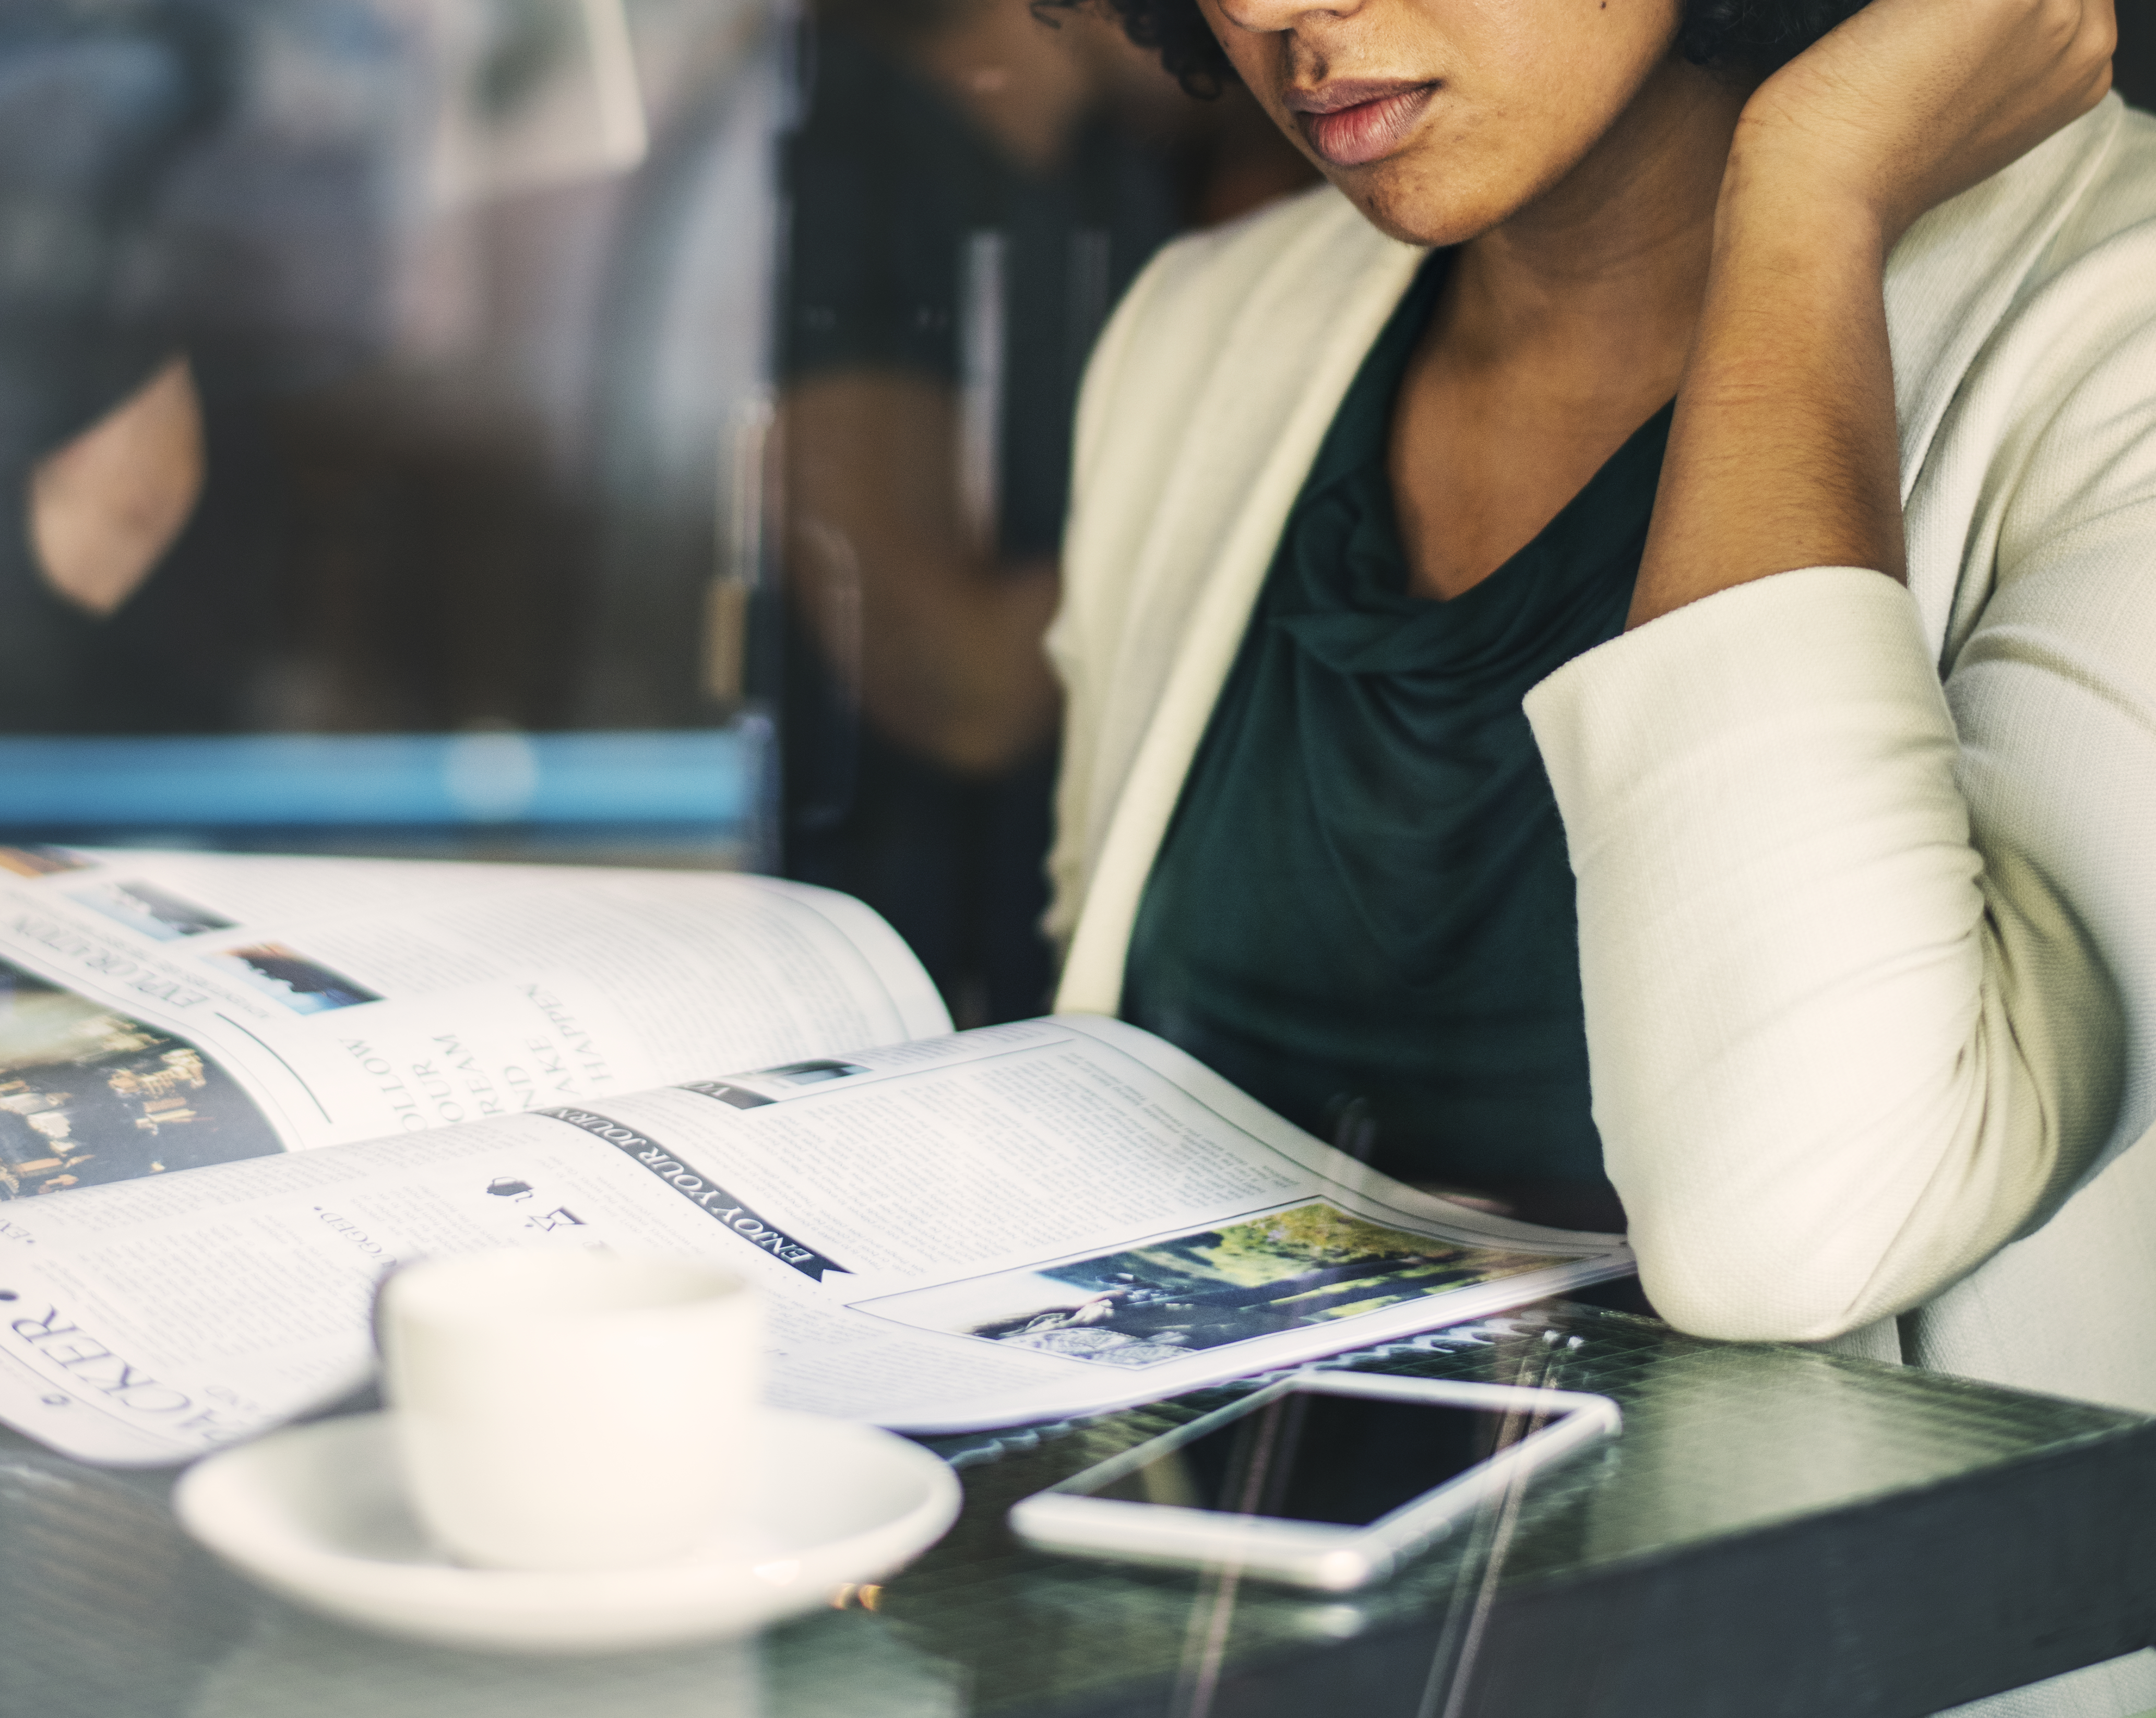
[[0, 846, 1631, 1466]]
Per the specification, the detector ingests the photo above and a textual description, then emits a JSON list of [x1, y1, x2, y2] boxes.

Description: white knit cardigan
[[1047, 96, 2156, 1423]]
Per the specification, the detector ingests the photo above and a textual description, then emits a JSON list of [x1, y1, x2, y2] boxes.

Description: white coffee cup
[[377, 1249, 761, 1571]]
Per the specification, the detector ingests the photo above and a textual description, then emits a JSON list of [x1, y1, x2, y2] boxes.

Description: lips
[[1291, 82, 1438, 169]]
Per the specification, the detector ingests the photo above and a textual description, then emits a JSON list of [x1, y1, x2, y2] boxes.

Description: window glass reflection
[[779, 0, 1309, 1023], [0, 0, 1309, 935]]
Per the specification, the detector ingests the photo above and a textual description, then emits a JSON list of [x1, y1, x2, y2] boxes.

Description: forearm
[[1630, 0, 2113, 626], [782, 374, 1064, 775], [1628, 155, 1904, 629], [1530, 571, 2121, 1338], [788, 515, 1062, 774], [1580, 42, 2132, 1327], [849, 558, 1063, 774]]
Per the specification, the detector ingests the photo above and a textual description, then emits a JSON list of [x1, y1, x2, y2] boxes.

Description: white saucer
[[173, 1409, 961, 1654]]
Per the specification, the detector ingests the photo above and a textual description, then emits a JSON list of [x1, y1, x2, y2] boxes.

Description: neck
[[1444, 57, 1753, 404]]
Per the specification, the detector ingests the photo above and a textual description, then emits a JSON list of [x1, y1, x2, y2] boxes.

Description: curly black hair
[[1040, 0, 1872, 95]]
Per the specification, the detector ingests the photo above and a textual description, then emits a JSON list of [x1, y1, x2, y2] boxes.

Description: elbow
[[1612, 1098, 2000, 1346], [1624, 1175, 1897, 1342], [1601, 1084, 1975, 1345], [1615, 1097, 2051, 1348], [1609, 1088, 2002, 1346], [1614, 977, 2122, 1349], [1630, 1233, 1900, 1346]]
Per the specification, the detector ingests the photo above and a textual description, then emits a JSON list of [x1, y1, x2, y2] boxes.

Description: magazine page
[[0, 845, 950, 1195], [0, 1015, 1629, 1464]]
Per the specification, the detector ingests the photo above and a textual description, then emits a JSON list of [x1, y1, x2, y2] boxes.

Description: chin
[[1331, 157, 1512, 251]]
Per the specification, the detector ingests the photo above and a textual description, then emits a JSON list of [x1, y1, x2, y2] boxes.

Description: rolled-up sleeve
[[1523, 566, 2123, 1341]]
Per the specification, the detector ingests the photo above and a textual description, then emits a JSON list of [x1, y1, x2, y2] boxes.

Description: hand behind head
[[1734, 0, 2117, 247]]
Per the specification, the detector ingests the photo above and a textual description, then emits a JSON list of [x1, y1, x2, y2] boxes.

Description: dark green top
[[1122, 255, 1672, 1229]]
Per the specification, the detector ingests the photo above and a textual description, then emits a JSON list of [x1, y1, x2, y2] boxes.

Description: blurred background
[[0, 0, 2144, 1028], [0, 0, 1313, 1027]]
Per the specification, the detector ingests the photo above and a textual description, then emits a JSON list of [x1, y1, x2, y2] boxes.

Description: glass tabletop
[[1, 1301, 2145, 1718]]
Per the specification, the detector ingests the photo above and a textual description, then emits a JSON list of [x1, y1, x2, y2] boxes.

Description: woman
[[1043, 0, 2150, 1510]]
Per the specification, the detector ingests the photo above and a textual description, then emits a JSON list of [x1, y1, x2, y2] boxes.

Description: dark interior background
[[2121, 0, 2153, 107]]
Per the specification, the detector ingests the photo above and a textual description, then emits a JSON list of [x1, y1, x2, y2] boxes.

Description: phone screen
[[1080, 1388, 1551, 1527]]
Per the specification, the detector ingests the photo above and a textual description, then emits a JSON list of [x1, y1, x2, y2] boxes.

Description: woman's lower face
[[1193, 0, 1717, 247]]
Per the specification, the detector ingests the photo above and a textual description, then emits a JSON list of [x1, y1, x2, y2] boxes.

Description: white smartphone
[[1009, 1371, 1619, 1591]]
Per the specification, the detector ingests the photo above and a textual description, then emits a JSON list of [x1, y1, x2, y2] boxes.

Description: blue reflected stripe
[[0, 731, 755, 826]]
